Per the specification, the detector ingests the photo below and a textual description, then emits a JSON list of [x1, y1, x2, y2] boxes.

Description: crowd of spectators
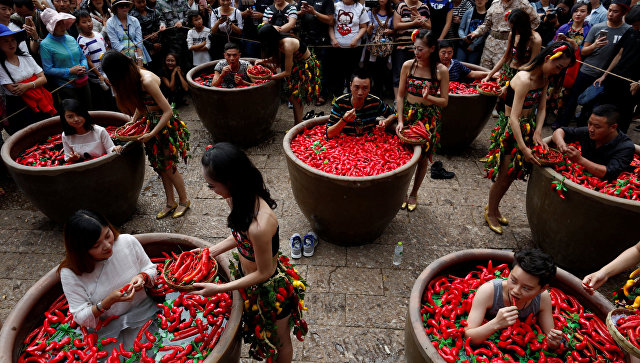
[[0, 0, 639, 136]]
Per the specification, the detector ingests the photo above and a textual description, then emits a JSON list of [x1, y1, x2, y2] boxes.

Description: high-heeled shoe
[[485, 205, 508, 225], [172, 200, 191, 218], [157, 202, 178, 219], [484, 209, 503, 235], [407, 196, 417, 212], [401, 202, 407, 210]]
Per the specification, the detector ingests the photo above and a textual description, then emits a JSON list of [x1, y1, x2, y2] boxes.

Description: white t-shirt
[[60, 234, 157, 329], [0, 55, 42, 95], [77, 31, 108, 82], [187, 27, 212, 66], [62, 125, 116, 161], [333, 2, 369, 47], [9, 22, 29, 55], [210, 7, 244, 33]]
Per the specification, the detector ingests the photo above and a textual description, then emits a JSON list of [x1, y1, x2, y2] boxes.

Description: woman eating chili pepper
[[484, 41, 575, 234], [257, 23, 320, 126], [465, 249, 564, 350], [58, 209, 159, 350], [191, 142, 308, 363], [396, 29, 449, 212]]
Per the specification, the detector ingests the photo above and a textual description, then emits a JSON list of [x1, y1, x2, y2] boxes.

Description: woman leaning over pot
[[58, 210, 158, 348], [484, 41, 575, 235], [102, 50, 191, 219], [192, 142, 308, 363]]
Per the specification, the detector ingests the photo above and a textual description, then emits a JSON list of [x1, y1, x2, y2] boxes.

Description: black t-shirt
[[237, 0, 274, 36], [611, 28, 640, 81], [296, 0, 335, 45], [561, 126, 636, 180]]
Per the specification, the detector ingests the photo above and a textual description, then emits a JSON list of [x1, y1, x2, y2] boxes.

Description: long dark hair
[[258, 23, 283, 64], [87, 0, 111, 17], [508, 9, 533, 64], [374, 0, 393, 16], [414, 29, 440, 80], [201, 142, 277, 232], [58, 210, 120, 275], [60, 98, 94, 135], [521, 40, 576, 87], [102, 50, 146, 115]]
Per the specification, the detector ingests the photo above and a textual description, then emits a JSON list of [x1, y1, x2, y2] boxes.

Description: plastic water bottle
[[393, 241, 403, 266], [99, 79, 109, 91]]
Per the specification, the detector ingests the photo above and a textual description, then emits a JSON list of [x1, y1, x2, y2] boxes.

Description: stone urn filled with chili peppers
[[405, 249, 622, 363], [438, 63, 498, 154], [0, 233, 242, 362], [186, 58, 281, 147], [0, 111, 145, 225], [526, 146, 640, 273], [283, 116, 421, 246]]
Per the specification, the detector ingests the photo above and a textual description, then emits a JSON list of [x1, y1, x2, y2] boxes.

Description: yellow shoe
[[484, 209, 503, 235], [485, 205, 508, 225], [172, 200, 190, 218], [407, 203, 417, 212], [401, 202, 407, 210], [157, 202, 178, 219]]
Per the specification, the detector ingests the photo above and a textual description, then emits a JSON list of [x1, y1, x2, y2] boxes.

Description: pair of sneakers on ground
[[290, 232, 319, 258]]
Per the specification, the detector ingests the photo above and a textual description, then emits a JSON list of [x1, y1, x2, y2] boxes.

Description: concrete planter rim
[[0, 111, 134, 176], [535, 163, 640, 211], [0, 233, 241, 363], [186, 58, 275, 93], [283, 116, 422, 182], [407, 248, 614, 362]]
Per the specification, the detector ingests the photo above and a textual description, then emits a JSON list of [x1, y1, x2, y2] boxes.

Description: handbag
[[577, 83, 604, 105], [367, 13, 393, 58]]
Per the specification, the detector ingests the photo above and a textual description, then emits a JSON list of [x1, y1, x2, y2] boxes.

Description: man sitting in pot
[[326, 69, 396, 139], [551, 104, 636, 180], [211, 42, 253, 88]]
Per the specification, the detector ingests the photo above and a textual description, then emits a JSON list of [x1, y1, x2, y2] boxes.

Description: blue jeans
[[456, 46, 482, 66]]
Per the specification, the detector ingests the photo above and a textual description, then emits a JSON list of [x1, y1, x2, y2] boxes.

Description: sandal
[[157, 202, 177, 219], [172, 200, 191, 218]]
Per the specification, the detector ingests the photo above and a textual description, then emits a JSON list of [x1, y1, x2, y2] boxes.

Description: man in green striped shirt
[[326, 69, 396, 139]]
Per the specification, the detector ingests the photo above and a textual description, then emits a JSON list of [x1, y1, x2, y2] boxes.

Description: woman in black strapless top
[[483, 41, 575, 235], [192, 142, 308, 363]]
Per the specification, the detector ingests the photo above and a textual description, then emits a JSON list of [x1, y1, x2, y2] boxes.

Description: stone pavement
[[0, 100, 638, 362]]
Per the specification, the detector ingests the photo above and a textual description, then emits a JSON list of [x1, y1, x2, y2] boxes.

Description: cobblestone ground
[[0, 99, 638, 362]]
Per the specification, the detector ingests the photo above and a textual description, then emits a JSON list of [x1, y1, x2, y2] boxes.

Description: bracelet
[[32, 82, 36, 89], [139, 272, 150, 283], [96, 301, 108, 312]]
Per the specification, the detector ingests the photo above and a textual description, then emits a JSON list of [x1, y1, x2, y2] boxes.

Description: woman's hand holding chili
[[582, 270, 608, 295], [137, 132, 154, 143], [104, 286, 136, 307], [533, 130, 548, 151], [129, 274, 146, 291], [522, 146, 541, 166], [191, 282, 224, 297]]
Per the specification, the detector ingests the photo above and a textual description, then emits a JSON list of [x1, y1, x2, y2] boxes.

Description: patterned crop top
[[231, 226, 280, 262], [504, 84, 543, 109], [511, 46, 532, 64], [142, 91, 159, 107], [406, 60, 438, 98]]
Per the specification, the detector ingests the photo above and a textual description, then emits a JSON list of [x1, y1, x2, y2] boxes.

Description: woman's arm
[[350, 22, 368, 47], [279, 12, 297, 33], [439, 9, 453, 40], [395, 61, 410, 133], [583, 242, 640, 294], [424, 63, 449, 107], [162, 71, 176, 90], [138, 77, 173, 143], [483, 32, 512, 81], [458, 8, 471, 38], [210, 234, 238, 257], [529, 32, 542, 61], [270, 41, 295, 79], [230, 9, 244, 34], [176, 67, 189, 91], [532, 84, 548, 148]]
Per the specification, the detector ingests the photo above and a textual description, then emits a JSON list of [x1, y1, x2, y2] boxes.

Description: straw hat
[[40, 8, 76, 34], [111, 0, 133, 10]]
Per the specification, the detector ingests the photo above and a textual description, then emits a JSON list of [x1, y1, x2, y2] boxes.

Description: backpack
[[367, 12, 393, 58], [268, 4, 292, 27]]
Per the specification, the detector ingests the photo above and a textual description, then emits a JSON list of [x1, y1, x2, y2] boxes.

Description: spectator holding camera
[[209, 0, 243, 60]]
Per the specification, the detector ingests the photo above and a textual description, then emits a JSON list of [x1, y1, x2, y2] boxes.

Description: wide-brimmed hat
[[41, 8, 76, 34], [111, 0, 133, 10], [0, 24, 27, 44]]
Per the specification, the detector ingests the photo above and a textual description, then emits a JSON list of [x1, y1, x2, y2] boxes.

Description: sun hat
[[0, 25, 27, 44], [111, 0, 133, 10], [41, 8, 76, 34]]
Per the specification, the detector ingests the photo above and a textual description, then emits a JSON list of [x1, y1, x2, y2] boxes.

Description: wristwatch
[[96, 301, 109, 312]]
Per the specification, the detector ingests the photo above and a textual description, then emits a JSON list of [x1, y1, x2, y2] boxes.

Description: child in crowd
[[186, 10, 211, 66], [60, 98, 121, 162], [465, 249, 563, 349], [160, 53, 189, 107], [75, 9, 115, 111], [438, 40, 489, 82]]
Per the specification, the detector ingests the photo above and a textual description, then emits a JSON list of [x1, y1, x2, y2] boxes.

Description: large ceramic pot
[[0, 111, 145, 225], [405, 249, 615, 363], [186, 58, 281, 147], [438, 62, 497, 154], [526, 157, 640, 273], [283, 116, 421, 246], [0, 233, 242, 362]]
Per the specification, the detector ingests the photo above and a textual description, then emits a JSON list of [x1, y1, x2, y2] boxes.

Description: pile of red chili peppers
[[14, 126, 119, 167], [551, 142, 640, 201], [290, 124, 413, 177], [476, 81, 502, 95], [446, 81, 480, 95], [532, 146, 563, 164], [164, 248, 217, 287], [611, 310, 640, 350], [422, 261, 625, 363], [19, 255, 232, 362], [192, 73, 269, 88]]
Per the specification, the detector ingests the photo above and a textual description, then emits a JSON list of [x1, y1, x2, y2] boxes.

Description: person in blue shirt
[[427, 0, 453, 40], [587, 0, 607, 25], [40, 8, 92, 108], [105, 0, 150, 67], [438, 40, 489, 82]]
